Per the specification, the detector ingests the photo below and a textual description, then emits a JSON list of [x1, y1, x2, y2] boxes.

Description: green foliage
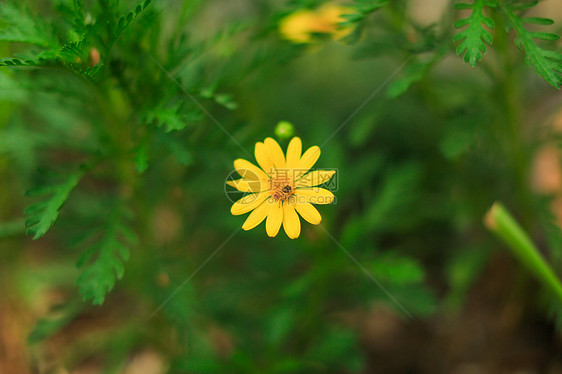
[[485, 203, 562, 302], [2, 0, 562, 371], [364, 163, 422, 232], [76, 207, 137, 305], [387, 57, 433, 98], [340, 0, 388, 25], [501, 2, 562, 88], [28, 302, 84, 344], [114, 0, 152, 40], [369, 252, 425, 285], [453, 0, 497, 66], [25, 169, 84, 240], [143, 103, 196, 133], [0, 3, 57, 47]]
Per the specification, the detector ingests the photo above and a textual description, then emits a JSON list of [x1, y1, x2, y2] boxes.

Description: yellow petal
[[255, 142, 275, 176], [242, 200, 270, 230], [264, 137, 286, 170], [279, 10, 317, 44], [226, 178, 267, 193], [266, 200, 283, 237], [294, 187, 334, 205], [234, 159, 270, 181], [282, 202, 301, 239], [295, 170, 335, 187], [294, 202, 322, 225], [295, 145, 320, 180], [230, 192, 269, 215], [285, 137, 302, 169]]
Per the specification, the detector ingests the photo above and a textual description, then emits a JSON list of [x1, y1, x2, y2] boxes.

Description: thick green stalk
[[485, 202, 562, 302], [493, 9, 534, 227]]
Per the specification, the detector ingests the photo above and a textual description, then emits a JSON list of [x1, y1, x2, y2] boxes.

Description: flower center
[[271, 184, 294, 202]]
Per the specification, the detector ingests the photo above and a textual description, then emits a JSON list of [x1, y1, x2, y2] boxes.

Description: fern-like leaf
[[144, 103, 202, 132], [0, 58, 38, 67], [453, 0, 498, 67], [77, 209, 137, 305], [0, 48, 61, 67], [113, 0, 151, 40], [502, 4, 562, 89], [25, 170, 84, 240]]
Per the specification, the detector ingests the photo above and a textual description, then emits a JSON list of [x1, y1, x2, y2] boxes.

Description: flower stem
[[485, 202, 562, 303]]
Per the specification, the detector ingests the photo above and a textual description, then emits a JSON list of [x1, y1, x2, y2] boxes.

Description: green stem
[[485, 202, 562, 302], [493, 9, 533, 225]]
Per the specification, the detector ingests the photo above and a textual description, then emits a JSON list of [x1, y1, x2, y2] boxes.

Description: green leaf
[[113, 0, 151, 40], [369, 253, 426, 285], [0, 50, 61, 68], [144, 103, 202, 132], [510, 0, 538, 11], [531, 32, 560, 41], [306, 327, 362, 371], [265, 306, 296, 348], [67, 62, 105, 83], [363, 163, 422, 232], [453, 0, 496, 67], [439, 117, 480, 160], [502, 3, 562, 88], [0, 58, 36, 67], [28, 302, 84, 344], [144, 104, 186, 132], [167, 138, 193, 166], [76, 208, 137, 305], [135, 141, 149, 173], [343, 0, 388, 25], [521, 17, 554, 26], [0, 3, 57, 47], [25, 170, 84, 239], [386, 58, 433, 98]]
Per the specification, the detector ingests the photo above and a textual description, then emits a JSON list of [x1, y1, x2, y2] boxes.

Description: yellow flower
[[279, 4, 355, 44], [228, 137, 336, 239]]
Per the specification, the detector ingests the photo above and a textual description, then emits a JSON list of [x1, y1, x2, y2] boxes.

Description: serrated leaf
[[77, 211, 135, 305], [0, 49, 61, 67], [113, 0, 151, 39], [503, 3, 562, 88], [25, 170, 84, 239], [144, 104, 187, 132], [453, 0, 496, 67]]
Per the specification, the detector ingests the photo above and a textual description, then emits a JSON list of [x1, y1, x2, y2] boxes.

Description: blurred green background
[[2, 0, 562, 373]]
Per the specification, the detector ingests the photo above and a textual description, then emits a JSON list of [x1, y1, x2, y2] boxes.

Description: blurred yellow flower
[[279, 4, 355, 44], [228, 137, 336, 239]]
